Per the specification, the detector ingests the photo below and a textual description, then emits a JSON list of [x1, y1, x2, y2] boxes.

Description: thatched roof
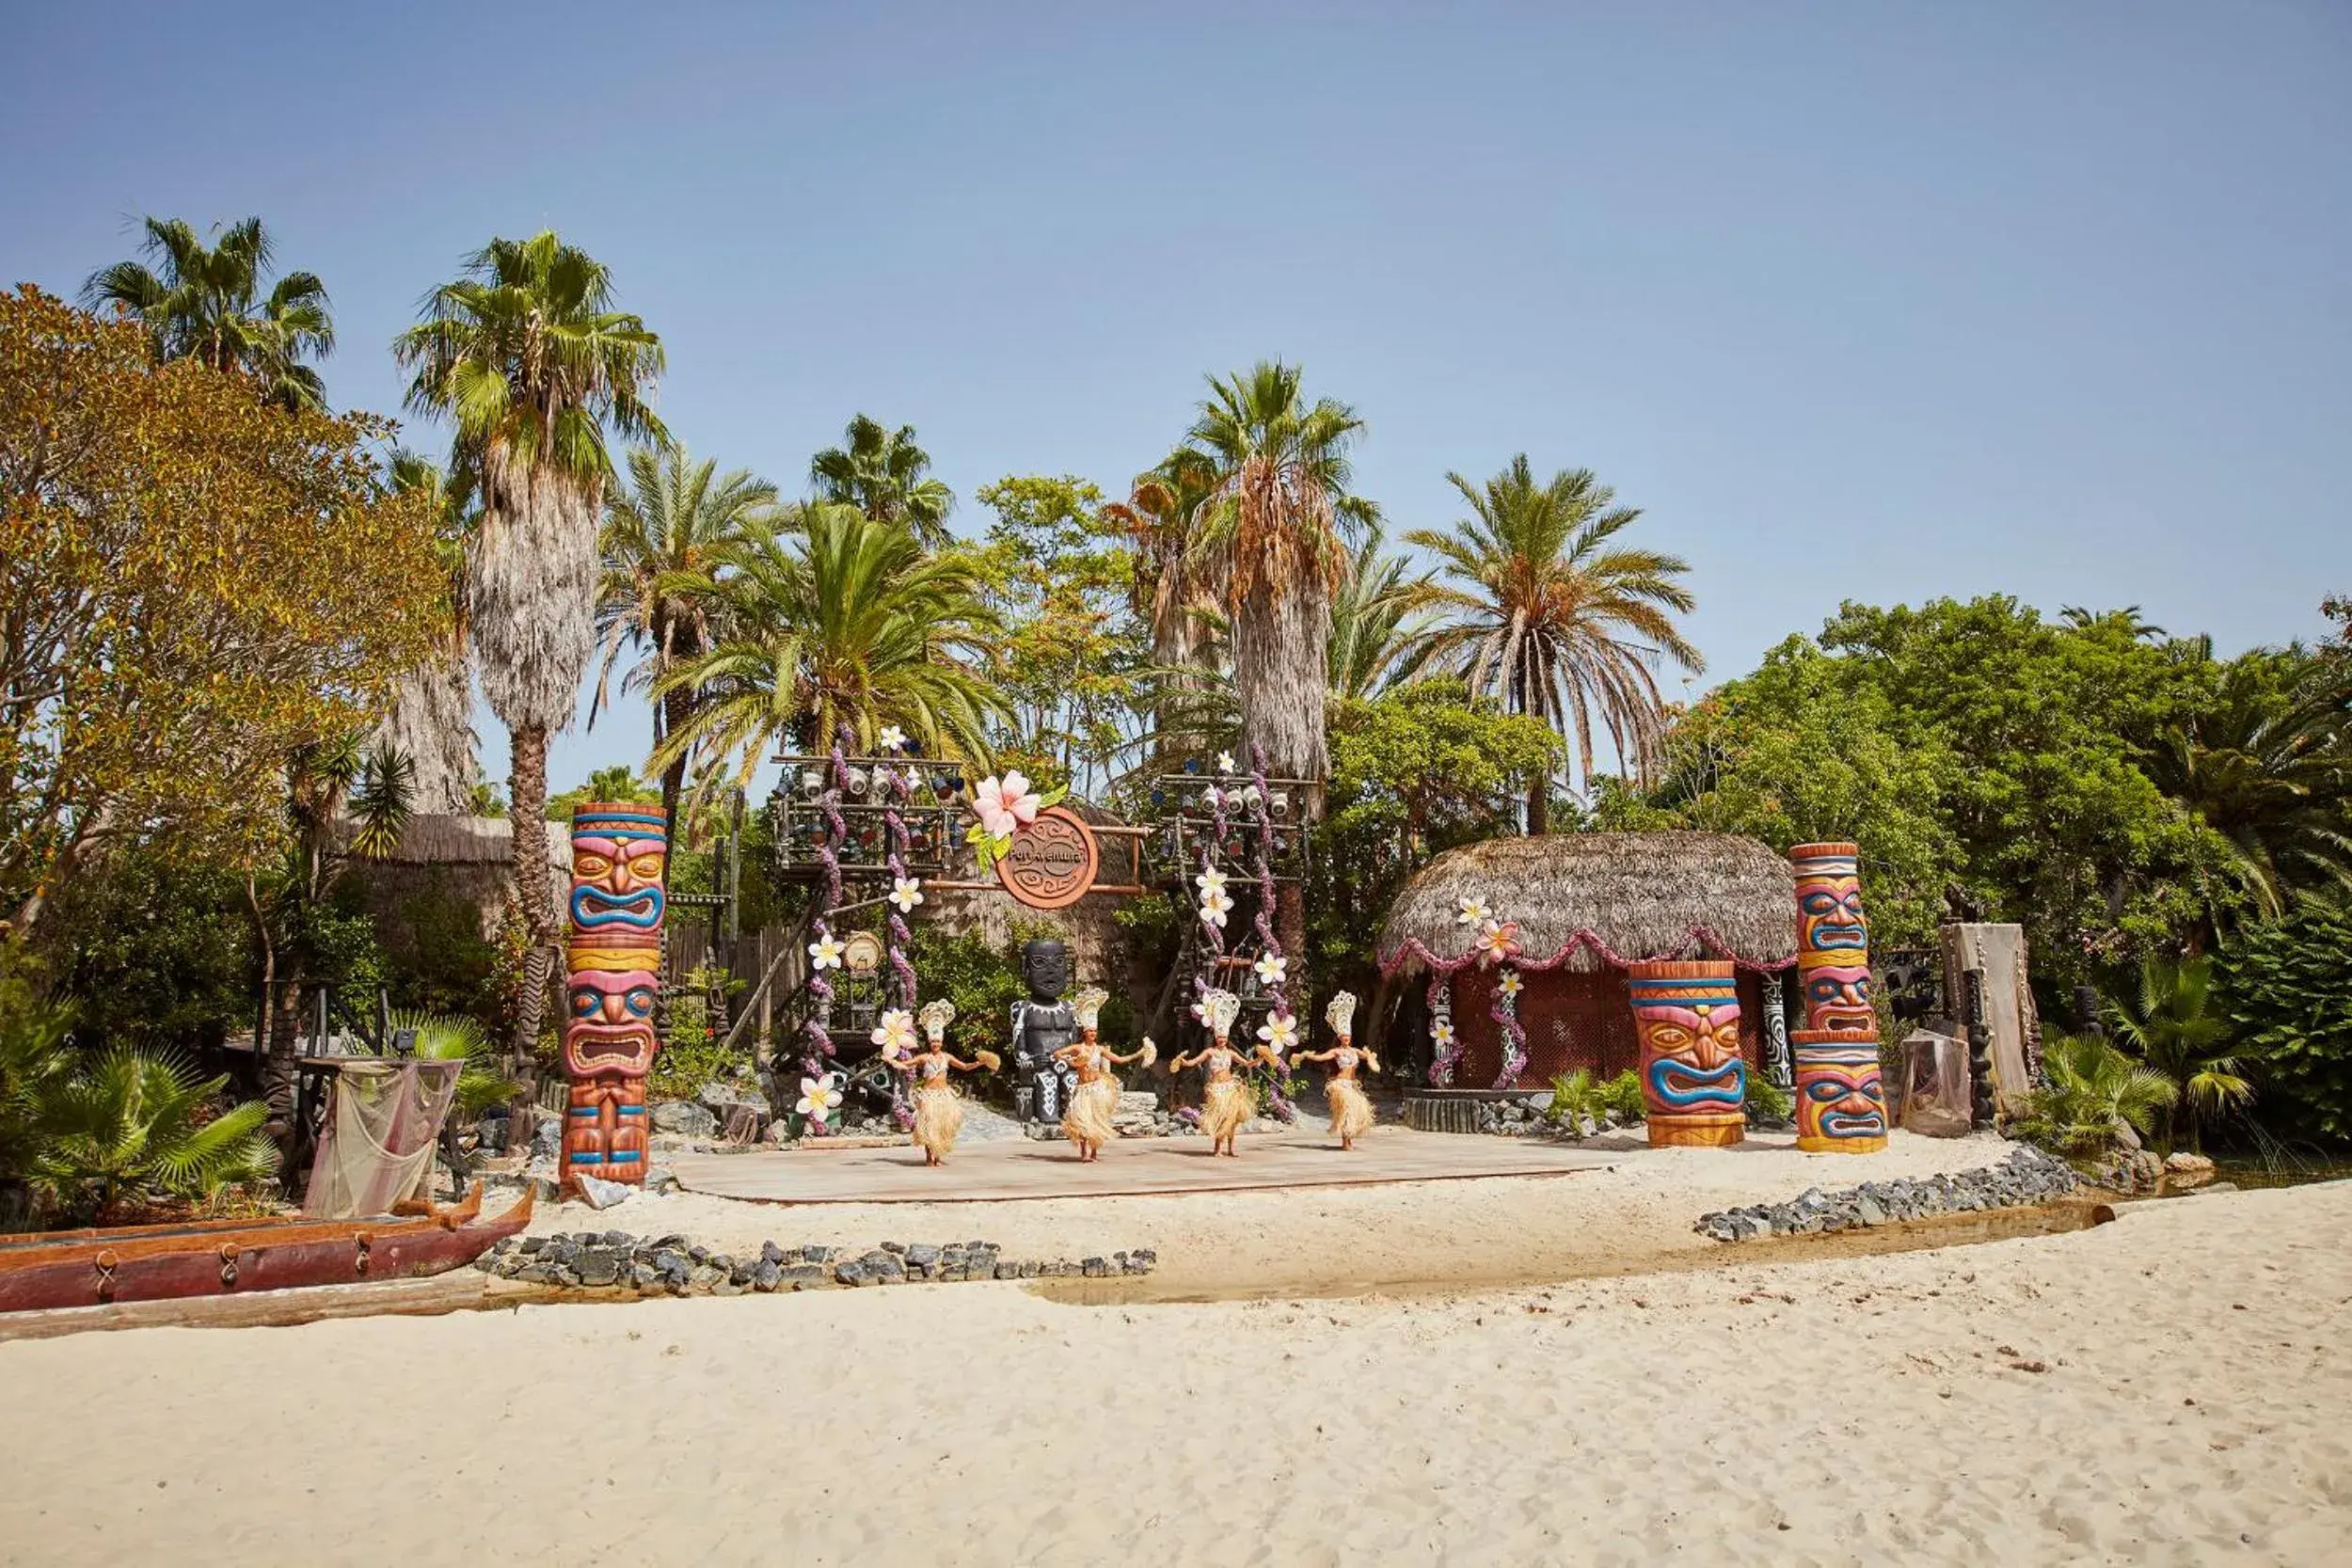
[[361, 814, 572, 868], [1376, 832, 1797, 975]]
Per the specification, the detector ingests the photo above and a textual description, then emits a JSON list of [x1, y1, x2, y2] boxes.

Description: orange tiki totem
[[1625, 959, 1747, 1148], [563, 804, 668, 1191]]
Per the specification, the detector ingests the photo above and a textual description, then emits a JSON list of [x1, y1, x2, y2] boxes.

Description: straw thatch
[[1376, 832, 1796, 975], [365, 814, 571, 868]]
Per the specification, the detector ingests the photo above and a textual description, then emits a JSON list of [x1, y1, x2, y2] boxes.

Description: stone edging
[[1693, 1147, 2083, 1242], [475, 1233, 1157, 1293]]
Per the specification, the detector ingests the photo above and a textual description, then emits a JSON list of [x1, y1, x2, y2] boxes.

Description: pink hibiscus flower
[[972, 771, 1042, 840]]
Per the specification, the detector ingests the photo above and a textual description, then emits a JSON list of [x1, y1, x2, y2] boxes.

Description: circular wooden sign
[[842, 930, 884, 975], [996, 805, 1100, 911]]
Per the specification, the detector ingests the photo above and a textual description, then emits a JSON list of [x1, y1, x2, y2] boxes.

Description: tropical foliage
[[81, 215, 334, 411], [810, 414, 955, 547], [2102, 955, 2253, 1155], [2216, 895, 2352, 1144], [2010, 1032, 2179, 1164]]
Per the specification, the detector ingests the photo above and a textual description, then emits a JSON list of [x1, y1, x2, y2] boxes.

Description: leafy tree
[[2216, 895, 2352, 1144], [810, 414, 954, 547], [395, 231, 666, 1067], [969, 476, 1148, 796], [81, 215, 334, 411], [2103, 954, 2253, 1154], [1406, 454, 1700, 830], [591, 441, 782, 818], [1313, 680, 1562, 988], [39, 854, 257, 1053], [651, 506, 1002, 811], [547, 765, 661, 823], [0, 287, 446, 938]]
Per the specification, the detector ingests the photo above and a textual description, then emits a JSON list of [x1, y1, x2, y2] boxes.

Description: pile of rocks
[[475, 1231, 1157, 1294], [1692, 1147, 2083, 1243]]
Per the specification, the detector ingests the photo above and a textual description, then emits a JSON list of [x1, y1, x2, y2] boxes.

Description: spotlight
[[800, 768, 823, 800]]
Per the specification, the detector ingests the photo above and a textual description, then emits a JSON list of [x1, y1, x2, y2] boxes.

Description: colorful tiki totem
[[1790, 842, 1874, 1033], [1790, 1029, 1889, 1153], [1625, 959, 1747, 1148], [564, 803, 669, 1191]]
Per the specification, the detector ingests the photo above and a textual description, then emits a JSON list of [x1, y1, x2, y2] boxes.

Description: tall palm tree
[[1177, 361, 1377, 790], [1328, 525, 1438, 701], [1104, 451, 1225, 760], [1406, 454, 1701, 831], [378, 451, 480, 814], [810, 414, 955, 547], [82, 215, 334, 410], [591, 441, 781, 821], [2104, 954, 2253, 1155], [650, 505, 1003, 815], [393, 230, 666, 1066]]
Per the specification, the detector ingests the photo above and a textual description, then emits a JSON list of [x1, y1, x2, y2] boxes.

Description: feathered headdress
[[1326, 990, 1358, 1037], [1072, 985, 1108, 1031], [918, 997, 957, 1044], [1200, 988, 1241, 1040]]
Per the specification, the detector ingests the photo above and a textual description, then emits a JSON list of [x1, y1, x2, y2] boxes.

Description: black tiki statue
[[1011, 938, 1077, 1123]]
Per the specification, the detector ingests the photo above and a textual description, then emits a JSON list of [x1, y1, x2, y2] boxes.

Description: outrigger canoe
[[0, 1181, 532, 1313]]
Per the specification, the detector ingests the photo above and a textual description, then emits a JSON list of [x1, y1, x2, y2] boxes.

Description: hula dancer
[[1169, 989, 1263, 1157], [1293, 990, 1378, 1150], [1052, 987, 1157, 1163], [891, 1000, 998, 1166]]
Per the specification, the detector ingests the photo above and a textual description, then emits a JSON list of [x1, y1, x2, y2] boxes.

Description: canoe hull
[[0, 1185, 532, 1314]]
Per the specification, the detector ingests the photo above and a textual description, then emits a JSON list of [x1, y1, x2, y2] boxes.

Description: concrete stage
[[669, 1127, 1622, 1205]]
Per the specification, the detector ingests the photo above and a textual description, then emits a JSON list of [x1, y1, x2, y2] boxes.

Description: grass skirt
[[1327, 1077, 1374, 1142], [1200, 1077, 1257, 1144], [1062, 1077, 1119, 1147], [912, 1084, 962, 1159]]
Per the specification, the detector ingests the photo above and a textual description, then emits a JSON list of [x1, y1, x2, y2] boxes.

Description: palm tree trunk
[[660, 682, 694, 828], [1527, 773, 1549, 835], [1234, 583, 1328, 988], [507, 721, 559, 1070]]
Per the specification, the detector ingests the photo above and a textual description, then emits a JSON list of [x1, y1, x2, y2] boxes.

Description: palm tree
[[1176, 360, 1377, 790], [2010, 1032, 2179, 1168], [393, 230, 666, 1067], [650, 505, 1003, 815], [591, 441, 781, 820], [1406, 454, 1701, 832], [1328, 525, 1438, 700], [810, 415, 955, 547], [82, 215, 334, 410], [1104, 451, 1225, 760], [28, 1047, 278, 1224], [379, 451, 480, 814], [2105, 954, 2254, 1155]]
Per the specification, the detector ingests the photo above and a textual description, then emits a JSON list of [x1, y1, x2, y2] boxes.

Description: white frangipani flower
[[1252, 952, 1287, 987], [808, 933, 846, 971], [888, 876, 925, 913]]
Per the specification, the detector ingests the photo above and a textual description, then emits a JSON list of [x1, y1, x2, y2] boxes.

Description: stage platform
[[668, 1127, 1621, 1206]]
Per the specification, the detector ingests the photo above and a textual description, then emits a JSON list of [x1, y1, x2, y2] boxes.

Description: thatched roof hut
[[1376, 832, 1797, 977]]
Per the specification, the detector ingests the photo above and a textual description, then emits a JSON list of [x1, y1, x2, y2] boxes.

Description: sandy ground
[[3, 1146, 2348, 1567]]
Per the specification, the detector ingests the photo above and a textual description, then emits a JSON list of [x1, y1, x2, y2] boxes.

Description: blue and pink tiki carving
[[563, 804, 669, 1191], [1625, 959, 1747, 1148]]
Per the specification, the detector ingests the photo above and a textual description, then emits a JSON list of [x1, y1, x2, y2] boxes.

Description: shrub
[[389, 1010, 521, 1120], [1744, 1072, 1793, 1123], [2010, 1033, 2177, 1165], [28, 1046, 278, 1225], [2216, 897, 2352, 1145]]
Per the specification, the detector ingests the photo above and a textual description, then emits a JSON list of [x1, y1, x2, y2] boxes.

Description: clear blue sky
[[6, 2, 2346, 797]]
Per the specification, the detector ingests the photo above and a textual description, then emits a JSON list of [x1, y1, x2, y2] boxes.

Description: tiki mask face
[[1794, 1043, 1887, 1147], [1629, 972, 1747, 1117], [1795, 879, 1867, 955], [570, 807, 669, 933], [1802, 963, 1875, 1032], [562, 965, 660, 1077]]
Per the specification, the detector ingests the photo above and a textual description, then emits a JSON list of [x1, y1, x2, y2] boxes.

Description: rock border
[[475, 1233, 1157, 1294], [1693, 1147, 2083, 1243]]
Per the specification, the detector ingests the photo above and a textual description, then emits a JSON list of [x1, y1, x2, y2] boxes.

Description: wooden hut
[[1375, 832, 1798, 1100]]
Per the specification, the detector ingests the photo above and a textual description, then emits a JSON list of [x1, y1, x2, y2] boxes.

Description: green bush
[[389, 1010, 521, 1120], [2217, 897, 2352, 1146], [1599, 1069, 1646, 1122], [1744, 1071, 1793, 1123], [28, 1045, 278, 1225], [2010, 1033, 2177, 1165]]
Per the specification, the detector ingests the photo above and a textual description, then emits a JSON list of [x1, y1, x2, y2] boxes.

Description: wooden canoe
[[0, 1182, 532, 1314]]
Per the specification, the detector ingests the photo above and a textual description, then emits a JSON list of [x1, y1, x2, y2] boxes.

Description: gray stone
[[1854, 1195, 1886, 1227], [686, 1263, 725, 1292], [629, 1261, 663, 1291], [652, 1101, 720, 1137], [576, 1247, 625, 1287], [760, 1241, 787, 1265], [781, 1263, 826, 1289], [906, 1243, 941, 1273]]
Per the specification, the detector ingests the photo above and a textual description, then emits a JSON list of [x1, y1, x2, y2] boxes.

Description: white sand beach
[[2, 1148, 2346, 1567]]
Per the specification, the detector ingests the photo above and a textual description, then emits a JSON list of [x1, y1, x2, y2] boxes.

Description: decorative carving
[[1625, 960, 1747, 1148], [1790, 1030, 1889, 1152], [1790, 842, 1873, 1032], [563, 804, 668, 1190], [995, 805, 1099, 911]]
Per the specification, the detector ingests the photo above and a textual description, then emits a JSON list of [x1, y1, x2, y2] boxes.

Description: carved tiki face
[[1793, 866, 1867, 957], [1021, 939, 1070, 1003], [570, 807, 669, 934], [563, 941, 661, 1078], [1628, 969, 1748, 1117], [1802, 963, 1875, 1032], [1794, 1044, 1887, 1145]]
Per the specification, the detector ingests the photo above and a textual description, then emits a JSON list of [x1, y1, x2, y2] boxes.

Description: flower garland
[[1426, 972, 1460, 1085], [1491, 964, 1528, 1087], [879, 743, 920, 1131], [1191, 768, 1232, 1025], [1247, 744, 1295, 1122], [796, 730, 852, 1135]]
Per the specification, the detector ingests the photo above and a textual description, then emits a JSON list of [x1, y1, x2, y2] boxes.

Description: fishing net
[[304, 1060, 463, 1219], [1899, 1028, 1973, 1137]]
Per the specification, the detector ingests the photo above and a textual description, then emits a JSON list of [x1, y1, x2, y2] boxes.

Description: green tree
[[810, 414, 955, 547], [1406, 454, 1701, 831], [2217, 895, 2352, 1145], [2103, 954, 2253, 1155], [394, 231, 666, 1067], [970, 475, 1148, 796], [1327, 525, 1438, 701], [650, 506, 1002, 811], [591, 441, 781, 819], [81, 215, 334, 411], [547, 765, 662, 823]]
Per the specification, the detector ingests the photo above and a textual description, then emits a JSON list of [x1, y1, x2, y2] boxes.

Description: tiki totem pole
[[563, 803, 669, 1190], [1788, 842, 1887, 1153], [1625, 959, 1747, 1148]]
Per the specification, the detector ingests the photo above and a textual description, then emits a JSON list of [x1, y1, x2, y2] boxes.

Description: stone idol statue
[[1010, 938, 1078, 1123]]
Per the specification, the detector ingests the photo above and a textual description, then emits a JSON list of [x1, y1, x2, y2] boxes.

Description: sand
[[3, 1141, 2347, 1567]]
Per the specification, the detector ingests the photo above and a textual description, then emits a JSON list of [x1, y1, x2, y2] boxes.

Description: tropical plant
[[2217, 894, 2352, 1143], [810, 414, 954, 547], [378, 450, 481, 814], [591, 441, 782, 818], [1545, 1069, 1605, 1125], [27, 1046, 278, 1223], [0, 960, 77, 1220], [2010, 1033, 2178, 1164], [1175, 361, 1376, 790], [1328, 525, 1438, 700], [1, 287, 446, 938], [1405, 454, 1701, 830], [394, 231, 666, 1067], [1104, 452, 1226, 757], [388, 1009, 522, 1120], [81, 215, 334, 410], [1744, 1072, 1794, 1124], [2103, 954, 2253, 1155], [649, 505, 1002, 812]]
